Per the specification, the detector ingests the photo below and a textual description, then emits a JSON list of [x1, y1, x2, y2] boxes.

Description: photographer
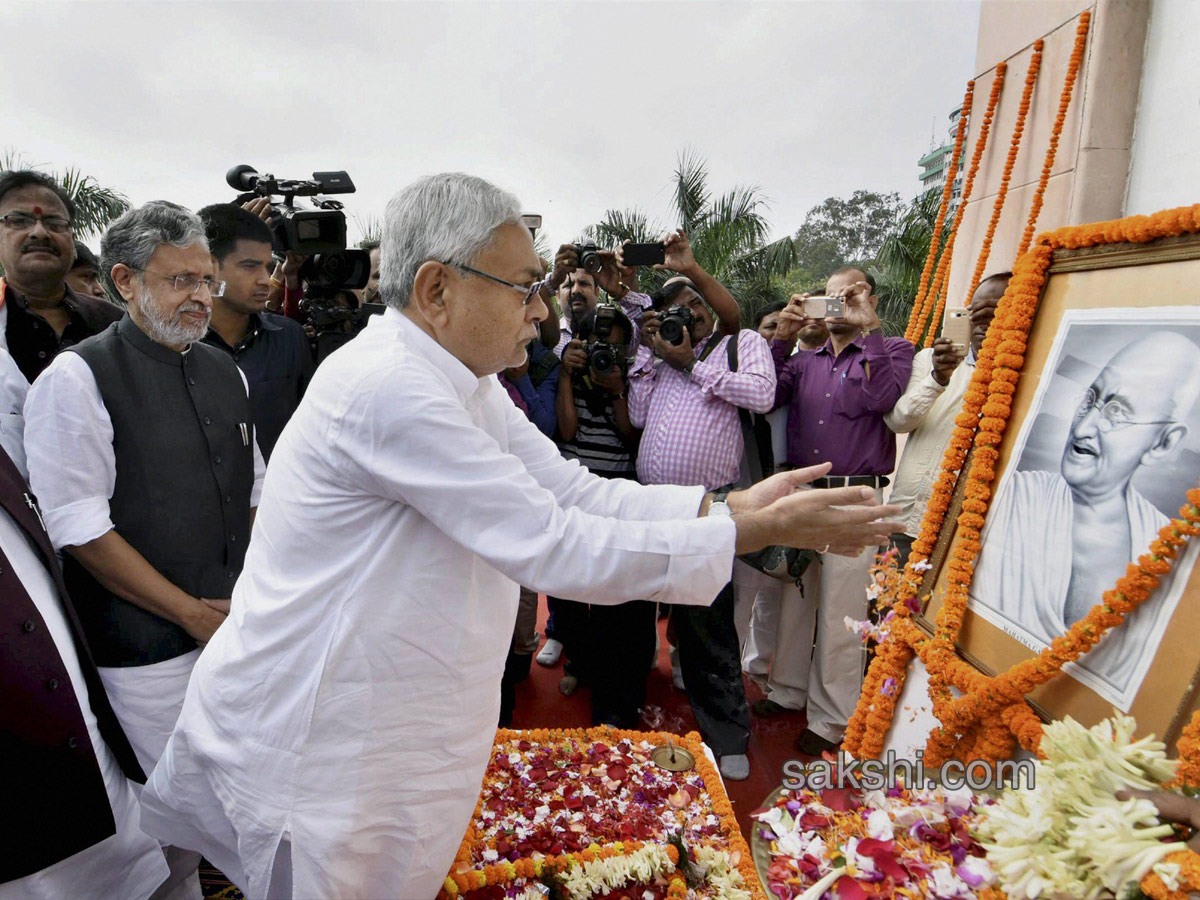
[[549, 305, 654, 727], [548, 242, 650, 358], [199, 204, 314, 461], [626, 268, 776, 781], [761, 266, 914, 756]]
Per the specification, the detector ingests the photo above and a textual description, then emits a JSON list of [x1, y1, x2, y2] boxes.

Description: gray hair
[[100, 201, 208, 288], [379, 173, 522, 310]]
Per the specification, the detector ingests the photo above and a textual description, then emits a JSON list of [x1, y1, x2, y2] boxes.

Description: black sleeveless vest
[[64, 315, 254, 666]]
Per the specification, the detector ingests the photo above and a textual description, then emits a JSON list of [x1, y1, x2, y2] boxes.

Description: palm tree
[[871, 190, 952, 337], [585, 150, 797, 326], [1, 150, 130, 240]]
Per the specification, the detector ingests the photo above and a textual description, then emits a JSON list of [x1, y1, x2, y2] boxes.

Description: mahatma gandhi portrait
[[970, 310, 1200, 709]]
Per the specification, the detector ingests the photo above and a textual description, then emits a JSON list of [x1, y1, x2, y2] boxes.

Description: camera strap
[[722, 334, 774, 482]]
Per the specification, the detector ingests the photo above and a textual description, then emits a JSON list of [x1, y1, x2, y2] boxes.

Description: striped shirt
[[627, 329, 775, 490], [556, 380, 636, 480]]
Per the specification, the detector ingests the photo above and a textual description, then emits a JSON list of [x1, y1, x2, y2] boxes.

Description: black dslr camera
[[572, 242, 603, 275], [658, 305, 695, 346], [226, 165, 370, 291], [586, 305, 624, 376]]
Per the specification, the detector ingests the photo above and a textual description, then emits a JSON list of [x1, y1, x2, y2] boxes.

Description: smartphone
[[803, 295, 846, 318], [943, 308, 971, 349], [621, 242, 666, 267]]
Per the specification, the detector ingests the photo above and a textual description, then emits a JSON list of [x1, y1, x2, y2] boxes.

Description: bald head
[[1061, 331, 1200, 500]]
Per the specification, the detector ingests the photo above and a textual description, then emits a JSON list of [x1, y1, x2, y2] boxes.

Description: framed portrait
[[918, 230, 1200, 742]]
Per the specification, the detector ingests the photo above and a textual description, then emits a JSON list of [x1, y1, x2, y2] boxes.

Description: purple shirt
[[772, 332, 914, 475]]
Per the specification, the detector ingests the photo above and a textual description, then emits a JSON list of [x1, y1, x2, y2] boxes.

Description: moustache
[[21, 242, 60, 255]]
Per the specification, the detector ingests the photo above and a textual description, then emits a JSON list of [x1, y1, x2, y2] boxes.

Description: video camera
[[226, 165, 370, 291], [658, 305, 695, 346]]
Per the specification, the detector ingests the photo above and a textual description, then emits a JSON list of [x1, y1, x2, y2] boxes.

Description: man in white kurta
[[141, 174, 903, 899], [972, 331, 1200, 696]]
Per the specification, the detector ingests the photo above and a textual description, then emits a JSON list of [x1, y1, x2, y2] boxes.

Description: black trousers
[[671, 581, 750, 756], [554, 597, 658, 729]]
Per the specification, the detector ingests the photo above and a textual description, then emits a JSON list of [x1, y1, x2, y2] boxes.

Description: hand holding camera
[[560, 339, 588, 374], [834, 280, 881, 333], [929, 337, 965, 386], [653, 324, 694, 370], [773, 294, 810, 342], [660, 229, 696, 274], [591, 367, 626, 397]]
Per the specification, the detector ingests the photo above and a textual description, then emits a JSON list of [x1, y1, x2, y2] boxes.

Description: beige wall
[[942, 0, 1150, 316]]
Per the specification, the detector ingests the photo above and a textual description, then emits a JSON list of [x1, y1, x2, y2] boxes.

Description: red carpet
[[510, 597, 811, 841]]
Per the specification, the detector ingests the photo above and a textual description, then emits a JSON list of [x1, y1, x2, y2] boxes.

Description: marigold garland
[[906, 79, 974, 344], [843, 201, 1200, 769], [439, 726, 764, 900], [907, 65, 1007, 347], [964, 41, 1043, 307], [1015, 12, 1091, 258]]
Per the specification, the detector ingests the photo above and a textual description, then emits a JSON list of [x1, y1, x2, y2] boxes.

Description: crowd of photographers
[[0, 161, 1008, 890]]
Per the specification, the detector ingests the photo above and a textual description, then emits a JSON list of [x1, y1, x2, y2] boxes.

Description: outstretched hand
[[728, 462, 903, 557]]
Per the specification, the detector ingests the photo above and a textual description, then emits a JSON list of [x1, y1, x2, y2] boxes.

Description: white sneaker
[[536, 638, 563, 667], [719, 754, 750, 781]]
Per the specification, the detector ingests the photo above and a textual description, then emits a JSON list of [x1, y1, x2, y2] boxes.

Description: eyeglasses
[[130, 267, 226, 298], [1074, 387, 1174, 433], [454, 264, 543, 306], [0, 212, 72, 234]]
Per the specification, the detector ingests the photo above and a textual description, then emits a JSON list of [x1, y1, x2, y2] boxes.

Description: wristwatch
[[708, 488, 732, 517], [681, 358, 697, 376]]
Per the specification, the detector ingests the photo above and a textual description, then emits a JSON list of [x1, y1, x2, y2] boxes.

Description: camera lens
[[659, 317, 683, 345], [590, 346, 615, 374]]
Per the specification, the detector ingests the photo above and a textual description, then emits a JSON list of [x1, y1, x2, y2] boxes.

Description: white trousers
[[100, 649, 203, 900], [732, 559, 784, 677], [764, 488, 882, 742]]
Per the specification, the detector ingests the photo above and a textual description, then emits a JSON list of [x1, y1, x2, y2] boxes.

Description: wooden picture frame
[[916, 229, 1200, 743]]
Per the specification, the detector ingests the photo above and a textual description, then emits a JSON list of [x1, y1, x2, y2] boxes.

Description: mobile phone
[[803, 295, 845, 318], [621, 242, 666, 267], [942, 308, 971, 349]]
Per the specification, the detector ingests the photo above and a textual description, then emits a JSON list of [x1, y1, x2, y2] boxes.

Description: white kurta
[[971, 469, 1169, 693], [141, 308, 736, 899]]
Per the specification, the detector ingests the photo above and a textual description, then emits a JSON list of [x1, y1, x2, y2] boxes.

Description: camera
[[226, 164, 370, 291], [586, 305, 623, 375], [658, 304, 696, 346], [572, 242, 603, 275], [802, 295, 846, 319], [299, 288, 385, 364]]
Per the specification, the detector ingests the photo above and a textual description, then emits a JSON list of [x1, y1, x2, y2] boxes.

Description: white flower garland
[[553, 843, 749, 900]]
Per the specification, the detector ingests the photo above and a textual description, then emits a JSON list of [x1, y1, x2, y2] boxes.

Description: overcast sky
[[3, 1, 981, 248]]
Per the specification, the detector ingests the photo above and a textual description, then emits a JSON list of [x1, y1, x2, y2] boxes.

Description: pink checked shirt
[[627, 329, 775, 490]]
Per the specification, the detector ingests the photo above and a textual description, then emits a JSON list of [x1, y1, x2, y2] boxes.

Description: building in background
[[918, 106, 967, 213]]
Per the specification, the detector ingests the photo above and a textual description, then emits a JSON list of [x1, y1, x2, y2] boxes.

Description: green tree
[[792, 190, 905, 282], [871, 190, 952, 337], [584, 150, 797, 326], [1, 150, 130, 240]]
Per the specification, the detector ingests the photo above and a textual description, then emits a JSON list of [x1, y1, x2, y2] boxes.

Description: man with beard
[[23, 201, 265, 898], [199, 204, 313, 461], [0, 170, 122, 382]]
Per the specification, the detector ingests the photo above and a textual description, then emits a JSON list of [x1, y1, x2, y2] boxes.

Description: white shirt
[[141, 308, 736, 900], [22, 350, 265, 550], [885, 347, 975, 536], [0, 347, 28, 481], [0, 509, 168, 900]]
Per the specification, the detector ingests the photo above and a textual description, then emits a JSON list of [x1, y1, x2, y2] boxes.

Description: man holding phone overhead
[[885, 272, 1009, 566], [761, 266, 915, 755]]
